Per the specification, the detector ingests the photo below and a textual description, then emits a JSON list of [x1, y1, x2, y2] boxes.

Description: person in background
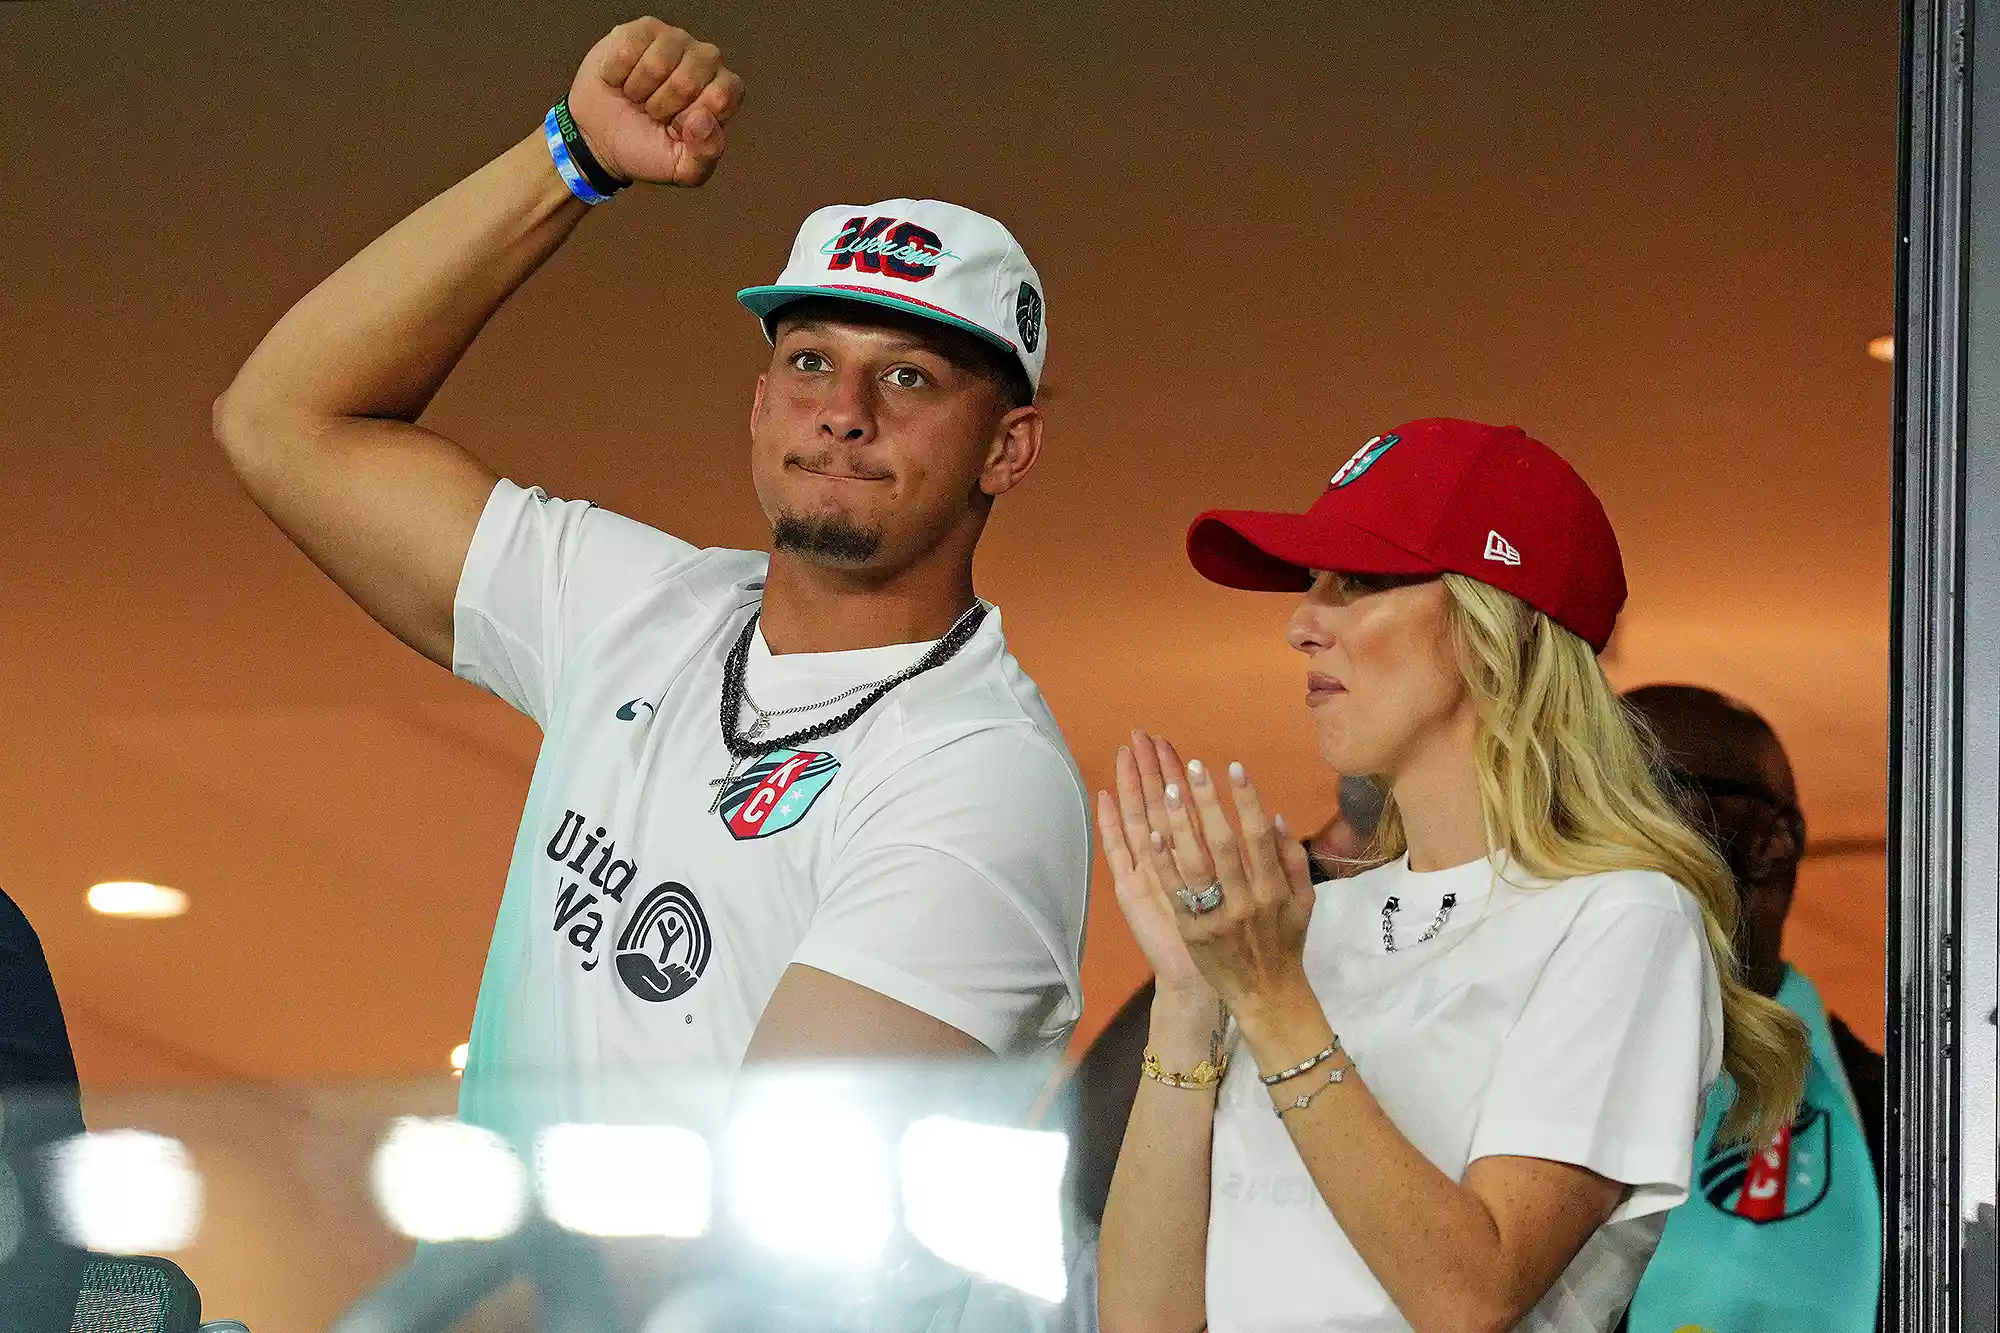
[[0, 887, 88, 1333], [1619, 684, 1882, 1333]]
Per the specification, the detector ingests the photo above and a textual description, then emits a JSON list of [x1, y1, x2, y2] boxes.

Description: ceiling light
[[87, 882, 188, 919], [1869, 335, 1894, 362], [450, 1043, 469, 1076]]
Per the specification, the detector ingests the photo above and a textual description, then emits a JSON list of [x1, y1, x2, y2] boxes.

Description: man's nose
[[817, 370, 876, 443]]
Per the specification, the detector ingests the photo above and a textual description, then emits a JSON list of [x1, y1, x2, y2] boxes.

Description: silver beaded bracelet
[[1259, 1037, 1342, 1087], [1275, 1064, 1347, 1118]]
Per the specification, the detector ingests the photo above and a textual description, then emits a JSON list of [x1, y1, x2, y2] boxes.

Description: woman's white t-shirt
[[1205, 853, 1724, 1333]]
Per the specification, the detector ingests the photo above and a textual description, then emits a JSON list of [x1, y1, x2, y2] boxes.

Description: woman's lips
[[1306, 673, 1346, 704]]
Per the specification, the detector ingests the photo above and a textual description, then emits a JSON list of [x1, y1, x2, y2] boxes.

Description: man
[[215, 8, 1083, 1222], [0, 887, 88, 1332], [1619, 684, 1882, 1333]]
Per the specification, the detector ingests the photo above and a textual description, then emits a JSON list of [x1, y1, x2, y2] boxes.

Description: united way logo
[[614, 882, 712, 1003], [1330, 433, 1399, 489], [1700, 1103, 1832, 1223], [716, 749, 840, 841]]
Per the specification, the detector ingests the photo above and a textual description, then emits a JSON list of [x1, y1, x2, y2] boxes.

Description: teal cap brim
[[735, 284, 1025, 373]]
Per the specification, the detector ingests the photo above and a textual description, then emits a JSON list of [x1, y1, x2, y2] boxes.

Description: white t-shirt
[[1206, 853, 1723, 1333], [448, 480, 1090, 1140]]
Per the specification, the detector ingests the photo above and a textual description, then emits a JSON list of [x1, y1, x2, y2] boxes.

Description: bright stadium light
[[535, 1123, 712, 1238], [899, 1117, 1069, 1303], [87, 882, 188, 919], [370, 1117, 526, 1242], [47, 1130, 203, 1252], [725, 1089, 892, 1262], [450, 1043, 469, 1076]]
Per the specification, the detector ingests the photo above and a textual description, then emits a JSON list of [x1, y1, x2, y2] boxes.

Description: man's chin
[[771, 510, 885, 565]]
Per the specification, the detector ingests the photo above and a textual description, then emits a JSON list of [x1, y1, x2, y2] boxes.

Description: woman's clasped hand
[[1094, 731, 1319, 1017]]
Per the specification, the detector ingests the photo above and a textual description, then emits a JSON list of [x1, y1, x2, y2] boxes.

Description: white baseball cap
[[737, 198, 1047, 397]]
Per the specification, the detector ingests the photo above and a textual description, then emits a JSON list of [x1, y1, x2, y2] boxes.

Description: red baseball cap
[[1185, 418, 1628, 652]]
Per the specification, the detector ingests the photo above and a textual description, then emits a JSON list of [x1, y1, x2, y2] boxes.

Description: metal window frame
[[1892, 2, 2000, 1328]]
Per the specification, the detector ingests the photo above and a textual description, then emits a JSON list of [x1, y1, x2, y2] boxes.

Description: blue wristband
[[544, 106, 614, 206]]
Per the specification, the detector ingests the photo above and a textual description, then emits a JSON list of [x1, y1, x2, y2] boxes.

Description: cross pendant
[[708, 719, 769, 814], [708, 756, 747, 814]]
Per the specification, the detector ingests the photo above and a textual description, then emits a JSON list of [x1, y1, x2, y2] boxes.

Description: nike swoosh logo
[[616, 699, 654, 721]]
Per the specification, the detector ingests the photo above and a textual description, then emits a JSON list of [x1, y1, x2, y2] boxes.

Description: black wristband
[[553, 99, 628, 198]]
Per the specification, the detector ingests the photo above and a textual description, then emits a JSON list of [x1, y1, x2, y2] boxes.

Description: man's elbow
[[211, 382, 307, 488], [1407, 1286, 1535, 1333], [211, 383, 264, 473]]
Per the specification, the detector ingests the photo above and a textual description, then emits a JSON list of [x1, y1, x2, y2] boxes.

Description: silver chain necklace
[[740, 673, 891, 729], [1380, 891, 1457, 953], [708, 603, 986, 812], [707, 681, 891, 810]]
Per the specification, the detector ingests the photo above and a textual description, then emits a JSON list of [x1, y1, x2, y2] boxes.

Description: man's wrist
[[543, 102, 625, 206]]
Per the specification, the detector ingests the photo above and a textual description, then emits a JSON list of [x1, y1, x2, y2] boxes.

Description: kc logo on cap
[[821, 215, 958, 282], [738, 197, 1048, 397]]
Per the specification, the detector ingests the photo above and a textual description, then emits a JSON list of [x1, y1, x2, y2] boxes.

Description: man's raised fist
[[566, 18, 745, 188]]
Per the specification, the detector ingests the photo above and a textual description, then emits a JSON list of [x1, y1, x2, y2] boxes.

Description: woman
[[1093, 418, 1809, 1333]]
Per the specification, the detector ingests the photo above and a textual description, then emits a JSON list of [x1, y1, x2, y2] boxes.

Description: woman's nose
[[1287, 598, 1330, 654]]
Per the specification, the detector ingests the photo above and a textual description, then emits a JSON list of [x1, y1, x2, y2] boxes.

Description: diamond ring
[[1176, 881, 1225, 915]]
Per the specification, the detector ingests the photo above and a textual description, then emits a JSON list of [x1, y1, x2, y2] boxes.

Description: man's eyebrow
[[777, 320, 953, 355]]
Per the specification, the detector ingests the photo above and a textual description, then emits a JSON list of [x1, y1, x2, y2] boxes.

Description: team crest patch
[[1700, 1103, 1832, 1223], [717, 749, 840, 840], [1016, 282, 1043, 352], [1330, 433, 1399, 488]]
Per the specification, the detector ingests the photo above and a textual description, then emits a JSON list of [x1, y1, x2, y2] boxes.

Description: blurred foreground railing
[[2, 1060, 1094, 1333]]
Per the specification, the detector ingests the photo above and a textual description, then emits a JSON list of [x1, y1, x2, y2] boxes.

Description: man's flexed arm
[[213, 19, 744, 668]]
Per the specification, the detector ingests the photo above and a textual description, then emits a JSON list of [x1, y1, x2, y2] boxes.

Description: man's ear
[[979, 405, 1044, 498]]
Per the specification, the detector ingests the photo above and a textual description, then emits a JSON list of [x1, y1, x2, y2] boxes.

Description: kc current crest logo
[[1700, 1103, 1832, 1223], [715, 749, 840, 840], [1330, 433, 1399, 489], [614, 881, 713, 1003]]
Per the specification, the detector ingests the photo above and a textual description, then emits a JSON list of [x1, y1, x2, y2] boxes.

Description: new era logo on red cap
[[1184, 418, 1628, 652], [1484, 531, 1522, 567]]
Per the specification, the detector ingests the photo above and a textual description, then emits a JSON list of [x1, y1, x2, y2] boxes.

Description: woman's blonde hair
[[1368, 573, 1809, 1145]]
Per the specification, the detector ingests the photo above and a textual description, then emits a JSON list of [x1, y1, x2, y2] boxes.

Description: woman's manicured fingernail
[[1228, 761, 1247, 786], [1187, 760, 1208, 786], [1275, 812, 1291, 836], [1150, 830, 1166, 851], [1164, 782, 1182, 808]]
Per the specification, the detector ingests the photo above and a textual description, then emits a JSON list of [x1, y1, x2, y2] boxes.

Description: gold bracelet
[[1142, 1048, 1230, 1090]]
